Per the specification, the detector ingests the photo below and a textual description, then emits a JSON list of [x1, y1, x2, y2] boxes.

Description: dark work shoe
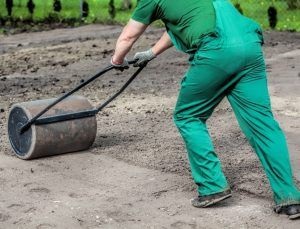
[[274, 204, 300, 220], [191, 189, 232, 208]]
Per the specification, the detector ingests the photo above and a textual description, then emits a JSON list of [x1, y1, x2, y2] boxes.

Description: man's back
[[132, 0, 216, 51]]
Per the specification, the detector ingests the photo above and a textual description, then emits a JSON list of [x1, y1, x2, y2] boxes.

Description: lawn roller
[[7, 60, 145, 160]]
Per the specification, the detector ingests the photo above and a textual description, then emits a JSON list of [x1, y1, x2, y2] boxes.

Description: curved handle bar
[[20, 59, 141, 134]]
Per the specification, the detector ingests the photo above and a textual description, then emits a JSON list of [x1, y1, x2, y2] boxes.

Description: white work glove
[[133, 49, 156, 67], [110, 57, 129, 71]]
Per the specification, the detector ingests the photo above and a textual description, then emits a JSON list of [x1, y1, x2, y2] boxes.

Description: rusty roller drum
[[8, 95, 97, 160]]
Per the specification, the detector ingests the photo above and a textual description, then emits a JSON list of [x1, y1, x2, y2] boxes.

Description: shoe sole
[[289, 212, 300, 220], [191, 193, 232, 208]]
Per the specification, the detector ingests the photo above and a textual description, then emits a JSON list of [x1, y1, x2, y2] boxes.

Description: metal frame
[[20, 60, 146, 133]]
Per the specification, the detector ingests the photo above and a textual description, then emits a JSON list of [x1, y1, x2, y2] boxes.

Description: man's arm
[[112, 19, 148, 65], [151, 31, 173, 56], [112, 19, 173, 66]]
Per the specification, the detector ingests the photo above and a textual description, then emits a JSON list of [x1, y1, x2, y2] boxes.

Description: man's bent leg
[[174, 64, 230, 196]]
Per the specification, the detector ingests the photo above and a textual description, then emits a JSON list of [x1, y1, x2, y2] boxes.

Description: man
[[111, 0, 300, 219]]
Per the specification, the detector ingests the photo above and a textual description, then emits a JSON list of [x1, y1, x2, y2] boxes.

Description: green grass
[[0, 0, 136, 23], [82, 0, 135, 24], [31, 1, 52, 21], [59, 0, 81, 19], [0, 0, 8, 18], [231, 0, 300, 31], [0, 0, 299, 31], [11, 0, 31, 21]]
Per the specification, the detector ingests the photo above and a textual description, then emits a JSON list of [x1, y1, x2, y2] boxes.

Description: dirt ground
[[0, 25, 300, 228]]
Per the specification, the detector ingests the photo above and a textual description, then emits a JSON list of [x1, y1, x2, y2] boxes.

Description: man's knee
[[173, 110, 183, 129], [173, 110, 207, 131]]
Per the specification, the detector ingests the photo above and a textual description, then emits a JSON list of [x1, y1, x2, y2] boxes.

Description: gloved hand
[[133, 49, 156, 67], [110, 57, 129, 71]]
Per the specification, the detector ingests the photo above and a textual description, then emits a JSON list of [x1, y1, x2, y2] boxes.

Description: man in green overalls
[[111, 0, 300, 219]]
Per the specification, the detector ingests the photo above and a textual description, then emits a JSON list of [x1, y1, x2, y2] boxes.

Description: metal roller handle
[[20, 60, 142, 134]]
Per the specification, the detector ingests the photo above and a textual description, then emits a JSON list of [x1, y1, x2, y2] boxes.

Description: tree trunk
[[6, 0, 13, 16], [108, 0, 116, 19]]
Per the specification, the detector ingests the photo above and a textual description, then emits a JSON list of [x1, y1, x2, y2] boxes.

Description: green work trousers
[[173, 0, 300, 206]]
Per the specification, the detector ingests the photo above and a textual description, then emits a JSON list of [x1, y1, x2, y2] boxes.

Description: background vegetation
[[0, 0, 299, 32], [231, 0, 300, 31]]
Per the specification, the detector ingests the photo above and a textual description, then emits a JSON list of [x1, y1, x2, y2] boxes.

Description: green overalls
[[132, 0, 300, 207]]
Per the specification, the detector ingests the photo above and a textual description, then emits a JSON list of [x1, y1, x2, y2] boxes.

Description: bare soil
[[0, 25, 300, 228]]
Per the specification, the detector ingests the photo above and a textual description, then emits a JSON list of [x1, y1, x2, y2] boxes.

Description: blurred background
[[0, 0, 299, 32]]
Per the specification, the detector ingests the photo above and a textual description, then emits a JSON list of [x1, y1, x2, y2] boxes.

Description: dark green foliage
[[6, 0, 13, 16], [27, 0, 35, 14], [109, 0, 116, 19], [82, 1, 89, 18], [268, 6, 277, 29], [53, 0, 62, 12], [234, 3, 243, 14], [285, 0, 300, 10]]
